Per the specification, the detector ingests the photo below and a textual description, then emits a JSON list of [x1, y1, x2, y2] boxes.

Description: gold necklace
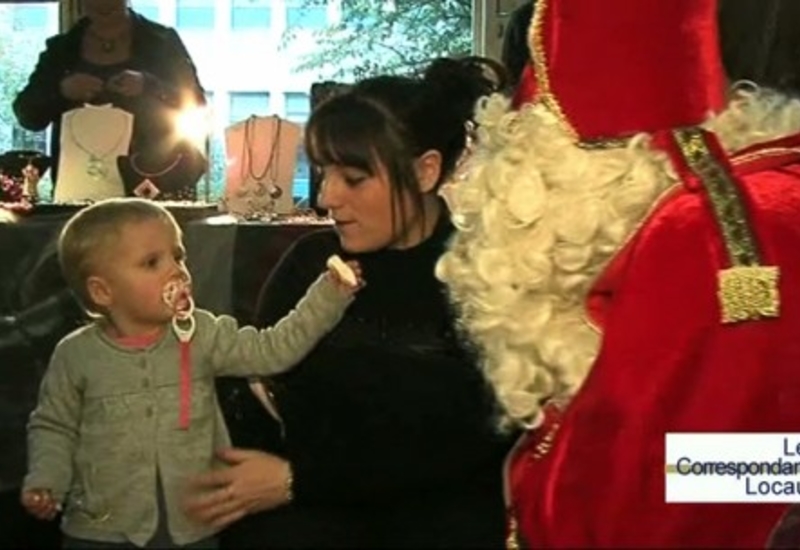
[[239, 115, 283, 199]]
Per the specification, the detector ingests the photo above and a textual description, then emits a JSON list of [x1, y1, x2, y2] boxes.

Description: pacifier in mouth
[[163, 279, 196, 342]]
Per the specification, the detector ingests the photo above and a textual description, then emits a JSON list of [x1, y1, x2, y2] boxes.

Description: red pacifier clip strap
[[167, 282, 196, 430], [178, 337, 192, 429]]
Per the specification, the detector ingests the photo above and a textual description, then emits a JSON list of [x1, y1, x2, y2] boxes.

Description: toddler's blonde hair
[[58, 198, 179, 314]]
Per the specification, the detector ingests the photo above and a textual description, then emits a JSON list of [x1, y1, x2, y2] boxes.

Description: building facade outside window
[[229, 92, 272, 125], [285, 0, 327, 30], [133, 0, 161, 22], [284, 91, 311, 201], [176, 0, 215, 30], [231, 0, 272, 30]]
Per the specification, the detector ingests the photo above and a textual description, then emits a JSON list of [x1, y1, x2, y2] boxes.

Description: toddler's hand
[[326, 255, 364, 294], [21, 488, 60, 520]]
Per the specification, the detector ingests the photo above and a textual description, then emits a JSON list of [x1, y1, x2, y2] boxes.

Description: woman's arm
[[13, 38, 71, 131], [186, 348, 507, 527], [139, 27, 206, 109]]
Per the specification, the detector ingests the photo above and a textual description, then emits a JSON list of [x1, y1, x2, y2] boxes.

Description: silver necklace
[[86, 26, 124, 53], [67, 108, 128, 180]]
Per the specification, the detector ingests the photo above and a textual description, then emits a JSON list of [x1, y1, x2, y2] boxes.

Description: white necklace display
[[55, 104, 132, 203], [223, 115, 301, 219]]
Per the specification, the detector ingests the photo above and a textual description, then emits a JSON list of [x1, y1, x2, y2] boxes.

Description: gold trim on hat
[[527, 0, 579, 142], [673, 127, 780, 324], [526, 0, 630, 149]]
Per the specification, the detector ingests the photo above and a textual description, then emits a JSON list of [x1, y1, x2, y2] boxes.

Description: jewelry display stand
[[0, 150, 50, 204], [54, 104, 132, 203], [223, 115, 301, 220], [117, 141, 206, 201]]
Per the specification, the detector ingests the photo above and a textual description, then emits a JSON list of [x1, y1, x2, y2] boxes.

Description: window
[[200, 91, 226, 200], [284, 92, 310, 123], [132, 1, 160, 22], [176, 0, 215, 30], [283, 93, 311, 201], [11, 126, 47, 153], [0, 2, 59, 173], [83, 1, 477, 203], [286, 3, 327, 29], [231, 0, 272, 30], [229, 92, 271, 125], [12, 5, 50, 31]]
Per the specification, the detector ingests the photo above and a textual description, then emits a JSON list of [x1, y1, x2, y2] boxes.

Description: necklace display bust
[[223, 115, 301, 219], [117, 140, 206, 201], [54, 104, 132, 203]]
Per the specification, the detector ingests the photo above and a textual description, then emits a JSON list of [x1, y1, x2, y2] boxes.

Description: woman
[[186, 57, 513, 548], [13, 0, 205, 191]]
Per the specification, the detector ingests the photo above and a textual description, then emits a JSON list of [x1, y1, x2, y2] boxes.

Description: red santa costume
[[437, 0, 800, 546]]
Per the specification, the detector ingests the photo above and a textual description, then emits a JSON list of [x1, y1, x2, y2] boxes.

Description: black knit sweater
[[218, 214, 512, 548]]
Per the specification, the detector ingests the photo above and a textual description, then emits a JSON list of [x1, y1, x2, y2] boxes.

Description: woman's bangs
[[306, 102, 380, 173]]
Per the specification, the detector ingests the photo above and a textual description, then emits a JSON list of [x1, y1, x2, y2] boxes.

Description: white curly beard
[[437, 87, 800, 429]]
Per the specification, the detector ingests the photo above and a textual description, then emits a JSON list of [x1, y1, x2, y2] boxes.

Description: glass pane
[[229, 92, 271, 124], [12, 5, 50, 31], [284, 92, 309, 123], [123, 0, 475, 203], [0, 2, 59, 194], [231, 0, 271, 29], [176, 0, 216, 29], [282, 93, 310, 202], [135, 5, 161, 22], [286, 6, 327, 29]]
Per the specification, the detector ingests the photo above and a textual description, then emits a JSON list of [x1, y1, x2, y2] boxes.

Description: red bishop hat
[[514, 0, 727, 142]]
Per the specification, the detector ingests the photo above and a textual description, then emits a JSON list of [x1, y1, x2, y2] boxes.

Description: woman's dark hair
[[719, 0, 800, 96], [305, 56, 506, 235]]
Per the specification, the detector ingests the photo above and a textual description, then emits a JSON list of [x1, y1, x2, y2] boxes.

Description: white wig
[[437, 86, 800, 429]]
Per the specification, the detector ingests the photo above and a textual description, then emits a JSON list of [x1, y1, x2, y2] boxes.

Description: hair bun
[[423, 56, 508, 100]]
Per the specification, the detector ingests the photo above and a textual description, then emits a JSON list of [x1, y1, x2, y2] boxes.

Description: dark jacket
[[12, 10, 205, 185], [218, 215, 512, 548]]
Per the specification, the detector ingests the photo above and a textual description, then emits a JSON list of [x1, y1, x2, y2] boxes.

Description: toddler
[[20, 198, 361, 548]]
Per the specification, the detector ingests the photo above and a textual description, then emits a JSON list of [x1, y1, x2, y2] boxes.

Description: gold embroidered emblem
[[718, 265, 780, 323], [673, 127, 780, 324]]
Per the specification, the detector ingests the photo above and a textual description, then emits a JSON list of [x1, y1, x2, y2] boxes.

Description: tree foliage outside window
[[0, 6, 51, 155], [285, 0, 473, 80]]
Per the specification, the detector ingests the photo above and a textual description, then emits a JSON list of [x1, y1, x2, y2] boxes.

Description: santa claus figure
[[437, 0, 800, 546]]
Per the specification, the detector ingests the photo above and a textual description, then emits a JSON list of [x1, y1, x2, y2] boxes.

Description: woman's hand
[[106, 70, 145, 97], [183, 448, 293, 529], [59, 73, 104, 102]]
